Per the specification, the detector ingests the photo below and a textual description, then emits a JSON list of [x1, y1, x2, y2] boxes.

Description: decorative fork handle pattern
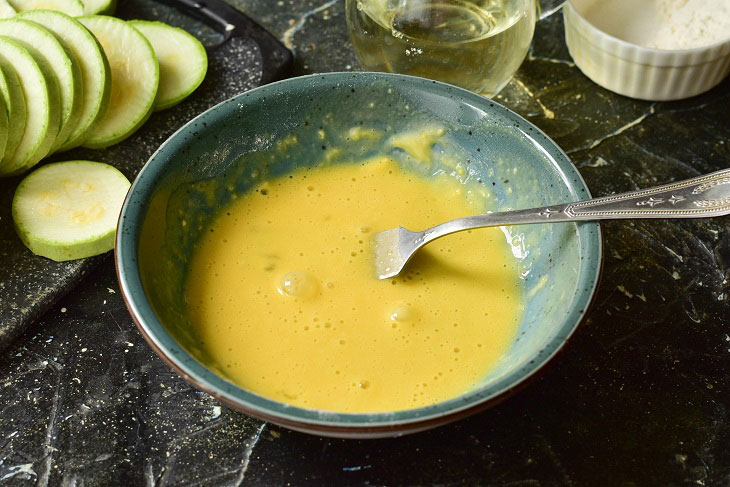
[[556, 168, 730, 219], [420, 168, 730, 245]]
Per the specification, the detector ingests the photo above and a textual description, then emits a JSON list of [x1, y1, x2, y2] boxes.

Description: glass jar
[[346, 0, 537, 97]]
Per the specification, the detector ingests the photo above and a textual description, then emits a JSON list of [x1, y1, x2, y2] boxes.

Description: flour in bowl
[[648, 0, 730, 49], [583, 0, 730, 50]]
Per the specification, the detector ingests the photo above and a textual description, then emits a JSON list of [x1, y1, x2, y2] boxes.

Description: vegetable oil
[[346, 0, 536, 96]]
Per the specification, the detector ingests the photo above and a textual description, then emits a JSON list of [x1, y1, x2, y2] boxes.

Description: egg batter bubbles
[[186, 157, 523, 413]]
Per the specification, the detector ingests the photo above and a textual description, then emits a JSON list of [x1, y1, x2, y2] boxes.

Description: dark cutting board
[[0, 0, 292, 351]]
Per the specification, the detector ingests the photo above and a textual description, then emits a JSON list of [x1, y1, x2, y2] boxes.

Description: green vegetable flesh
[[18, 10, 112, 151], [8, 0, 83, 16], [0, 77, 8, 160], [0, 62, 27, 163], [12, 160, 131, 261], [78, 15, 159, 149], [0, 0, 16, 18], [0, 36, 56, 175], [0, 18, 82, 158], [129, 20, 208, 111], [81, 0, 115, 15]]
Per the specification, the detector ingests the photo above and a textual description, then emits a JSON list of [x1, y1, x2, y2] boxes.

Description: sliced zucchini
[[0, 0, 16, 18], [18, 10, 111, 151], [0, 62, 27, 163], [0, 18, 82, 156], [12, 160, 131, 261], [78, 15, 158, 149], [129, 20, 207, 111], [81, 0, 115, 15], [0, 81, 8, 160], [0, 37, 57, 175], [8, 0, 83, 16]]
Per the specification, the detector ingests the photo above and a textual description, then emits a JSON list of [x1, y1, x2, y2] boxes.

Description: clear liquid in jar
[[346, 0, 536, 96]]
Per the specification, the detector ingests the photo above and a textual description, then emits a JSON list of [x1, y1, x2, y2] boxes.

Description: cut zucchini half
[[0, 62, 27, 163], [0, 18, 82, 156], [12, 160, 131, 261], [129, 20, 207, 111], [78, 16, 159, 149], [0, 37, 57, 175], [0, 0, 16, 18], [81, 0, 115, 15], [18, 10, 111, 151], [8, 0, 83, 16]]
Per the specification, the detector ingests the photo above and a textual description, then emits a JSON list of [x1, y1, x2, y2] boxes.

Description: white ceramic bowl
[[563, 0, 730, 101]]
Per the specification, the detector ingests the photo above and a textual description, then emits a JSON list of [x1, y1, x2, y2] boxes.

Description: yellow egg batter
[[185, 157, 523, 413]]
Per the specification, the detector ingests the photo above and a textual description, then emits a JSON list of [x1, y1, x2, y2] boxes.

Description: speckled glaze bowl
[[115, 72, 602, 438]]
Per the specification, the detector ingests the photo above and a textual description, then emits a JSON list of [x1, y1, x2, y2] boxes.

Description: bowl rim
[[565, 0, 730, 63], [115, 71, 603, 437]]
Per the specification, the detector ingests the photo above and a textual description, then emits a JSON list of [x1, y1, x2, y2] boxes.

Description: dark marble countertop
[[1, 0, 730, 485]]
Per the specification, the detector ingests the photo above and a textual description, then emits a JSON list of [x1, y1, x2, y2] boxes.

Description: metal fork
[[374, 168, 730, 279]]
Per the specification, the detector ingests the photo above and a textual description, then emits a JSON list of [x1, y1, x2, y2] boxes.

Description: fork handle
[[422, 168, 730, 243]]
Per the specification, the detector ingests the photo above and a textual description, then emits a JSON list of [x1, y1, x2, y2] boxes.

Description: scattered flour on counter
[[649, 0, 730, 49]]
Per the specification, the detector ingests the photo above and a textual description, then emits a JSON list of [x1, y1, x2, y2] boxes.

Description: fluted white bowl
[[563, 0, 730, 101]]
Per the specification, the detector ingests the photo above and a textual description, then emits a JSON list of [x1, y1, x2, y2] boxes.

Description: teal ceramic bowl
[[116, 72, 602, 438]]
